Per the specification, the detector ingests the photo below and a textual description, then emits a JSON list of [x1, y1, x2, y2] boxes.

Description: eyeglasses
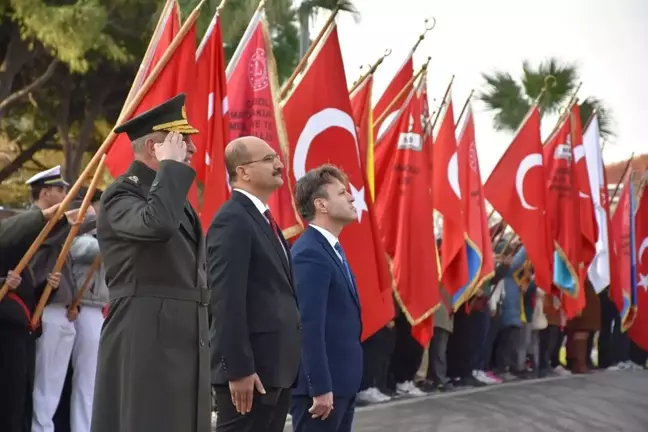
[[239, 153, 280, 166]]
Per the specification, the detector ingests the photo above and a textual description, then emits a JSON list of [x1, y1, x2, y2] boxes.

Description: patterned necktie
[[334, 242, 357, 296]]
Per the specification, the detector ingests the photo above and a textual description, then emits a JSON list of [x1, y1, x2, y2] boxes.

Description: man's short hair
[[294, 164, 348, 222], [224, 140, 251, 183]]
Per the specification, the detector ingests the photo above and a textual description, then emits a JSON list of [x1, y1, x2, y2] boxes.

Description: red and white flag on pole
[[189, 11, 229, 229], [281, 24, 394, 340], [226, 10, 302, 238]]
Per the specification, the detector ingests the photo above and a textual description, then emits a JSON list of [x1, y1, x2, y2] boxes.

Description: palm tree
[[297, 0, 359, 58], [478, 58, 614, 139]]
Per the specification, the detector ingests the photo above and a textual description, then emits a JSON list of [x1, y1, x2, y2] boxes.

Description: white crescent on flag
[[515, 153, 543, 210], [293, 107, 367, 223]]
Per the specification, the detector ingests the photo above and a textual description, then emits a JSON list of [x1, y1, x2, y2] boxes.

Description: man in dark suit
[[92, 93, 211, 432], [207, 136, 302, 432], [290, 164, 363, 432]]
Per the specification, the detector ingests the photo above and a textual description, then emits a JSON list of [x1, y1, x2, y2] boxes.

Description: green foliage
[[9, 0, 131, 72], [1, 0, 307, 208], [478, 58, 614, 140], [579, 97, 615, 139]]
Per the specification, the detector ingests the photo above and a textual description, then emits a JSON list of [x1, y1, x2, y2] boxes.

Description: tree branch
[[0, 128, 57, 183], [0, 59, 59, 115]]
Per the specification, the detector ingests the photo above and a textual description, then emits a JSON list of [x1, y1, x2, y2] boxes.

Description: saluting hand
[[6, 270, 22, 291], [155, 132, 186, 163], [309, 391, 334, 420], [229, 373, 266, 414], [47, 272, 61, 290]]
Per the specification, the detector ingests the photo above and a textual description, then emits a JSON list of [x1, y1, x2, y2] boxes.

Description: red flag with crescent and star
[[457, 106, 495, 293], [568, 105, 598, 268], [543, 112, 584, 318], [349, 74, 375, 199], [629, 179, 648, 349], [373, 55, 414, 142], [373, 73, 440, 347], [105, 0, 183, 178], [189, 12, 229, 229], [484, 107, 553, 292], [226, 11, 302, 238], [610, 173, 634, 330], [431, 96, 469, 307], [281, 24, 394, 340]]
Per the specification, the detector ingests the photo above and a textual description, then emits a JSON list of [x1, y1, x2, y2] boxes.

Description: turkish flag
[[543, 112, 584, 318], [106, 1, 184, 178], [349, 74, 374, 197], [281, 25, 394, 340], [610, 174, 634, 329], [189, 14, 229, 229], [373, 55, 413, 142], [457, 106, 495, 293], [568, 105, 598, 267], [431, 97, 469, 306], [484, 107, 553, 292], [629, 181, 648, 350], [373, 72, 440, 347], [226, 11, 302, 238]]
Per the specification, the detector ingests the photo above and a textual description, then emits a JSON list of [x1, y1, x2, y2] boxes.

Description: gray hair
[[131, 132, 166, 154]]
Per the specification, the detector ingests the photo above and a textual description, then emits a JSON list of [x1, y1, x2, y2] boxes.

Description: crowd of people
[[0, 93, 646, 432]]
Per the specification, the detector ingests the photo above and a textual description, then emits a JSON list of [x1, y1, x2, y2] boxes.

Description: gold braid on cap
[[152, 105, 199, 134]]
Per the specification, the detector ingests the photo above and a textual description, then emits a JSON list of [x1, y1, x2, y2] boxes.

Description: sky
[[311, 0, 648, 178]]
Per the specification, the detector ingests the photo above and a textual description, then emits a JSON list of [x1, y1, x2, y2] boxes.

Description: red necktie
[[264, 209, 282, 243]]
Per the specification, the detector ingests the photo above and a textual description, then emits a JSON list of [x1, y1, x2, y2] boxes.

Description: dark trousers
[[0, 323, 36, 432], [388, 314, 423, 387], [598, 290, 618, 368], [359, 326, 394, 393], [214, 385, 291, 432], [291, 395, 355, 432], [495, 326, 520, 373], [630, 341, 648, 366], [551, 330, 566, 367], [426, 328, 450, 384], [447, 307, 474, 379], [472, 307, 491, 371], [539, 325, 561, 371], [483, 314, 501, 371]]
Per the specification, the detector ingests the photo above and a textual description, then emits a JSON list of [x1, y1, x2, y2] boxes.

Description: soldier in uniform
[[91, 93, 211, 432], [29, 166, 97, 432], [0, 168, 82, 432]]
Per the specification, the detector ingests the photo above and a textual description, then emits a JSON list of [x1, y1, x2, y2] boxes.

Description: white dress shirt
[[234, 188, 287, 257], [310, 224, 342, 261]]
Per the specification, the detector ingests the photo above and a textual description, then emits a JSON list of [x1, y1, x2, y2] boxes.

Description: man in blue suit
[[290, 164, 363, 432]]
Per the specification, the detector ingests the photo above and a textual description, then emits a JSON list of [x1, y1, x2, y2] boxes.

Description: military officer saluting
[[91, 93, 211, 432]]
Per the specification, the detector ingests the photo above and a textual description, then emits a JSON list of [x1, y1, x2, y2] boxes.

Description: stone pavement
[[278, 370, 648, 432]]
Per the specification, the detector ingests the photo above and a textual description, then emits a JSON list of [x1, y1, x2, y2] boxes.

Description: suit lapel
[[240, 199, 292, 282], [310, 228, 360, 309]]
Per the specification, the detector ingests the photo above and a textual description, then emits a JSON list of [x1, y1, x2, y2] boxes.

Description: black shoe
[[461, 376, 487, 387], [438, 382, 454, 392], [417, 380, 437, 393]]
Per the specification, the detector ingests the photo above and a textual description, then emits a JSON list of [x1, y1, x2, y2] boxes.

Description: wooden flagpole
[[0, 0, 207, 302], [372, 58, 431, 128], [349, 48, 391, 94]]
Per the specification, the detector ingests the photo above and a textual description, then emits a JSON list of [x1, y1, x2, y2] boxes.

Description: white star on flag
[[639, 274, 648, 292], [350, 183, 367, 223]]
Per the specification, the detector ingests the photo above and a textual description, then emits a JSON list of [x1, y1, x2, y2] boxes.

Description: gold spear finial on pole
[[349, 48, 392, 94], [410, 17, 437, 55]]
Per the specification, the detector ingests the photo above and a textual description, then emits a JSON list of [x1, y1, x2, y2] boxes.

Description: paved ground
[[280, 370, 648, 432]]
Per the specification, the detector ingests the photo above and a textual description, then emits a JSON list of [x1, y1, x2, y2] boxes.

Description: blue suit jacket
[[291, 226, 363, 398]]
